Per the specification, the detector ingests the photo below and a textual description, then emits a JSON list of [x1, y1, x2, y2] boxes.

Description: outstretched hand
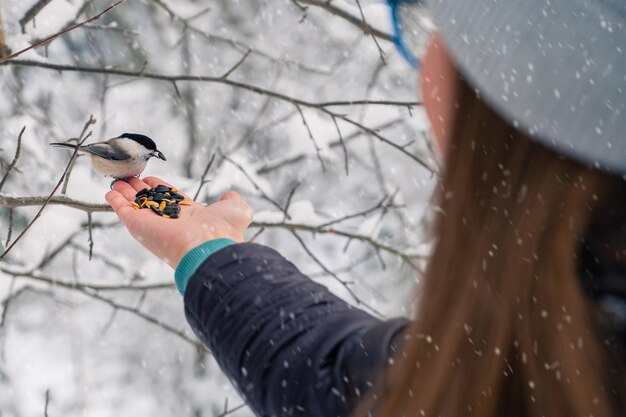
[[105, 176, 253, 269]]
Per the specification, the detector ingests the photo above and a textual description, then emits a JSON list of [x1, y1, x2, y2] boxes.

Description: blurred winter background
[[0, 0, 436, 415]]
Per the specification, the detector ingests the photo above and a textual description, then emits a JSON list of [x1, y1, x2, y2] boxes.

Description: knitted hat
[[427, 0, 626, 174]]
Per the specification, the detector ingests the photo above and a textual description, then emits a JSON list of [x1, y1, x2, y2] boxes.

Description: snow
[[0, 0, 434, 415]]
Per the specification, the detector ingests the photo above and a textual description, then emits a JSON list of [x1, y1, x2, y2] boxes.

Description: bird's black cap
[[119, 133, 157, 151]]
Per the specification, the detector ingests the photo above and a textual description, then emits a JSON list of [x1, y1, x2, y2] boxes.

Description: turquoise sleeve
[[174, 238, 236, 295]]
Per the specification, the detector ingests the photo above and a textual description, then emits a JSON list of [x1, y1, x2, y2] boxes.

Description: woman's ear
[[420, 34, 458, 157]]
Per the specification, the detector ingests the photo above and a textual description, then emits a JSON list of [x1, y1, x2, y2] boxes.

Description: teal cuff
[[174, 238, 236, 295]]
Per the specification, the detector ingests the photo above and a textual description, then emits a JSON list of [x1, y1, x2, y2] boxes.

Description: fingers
[[105, 190, 135, 223], [127, 177, 151, 192], [142, 176, 195, 202], [142, 176, 175, 189], [112, 180, 138, 202], [219, 191, 242, 201]]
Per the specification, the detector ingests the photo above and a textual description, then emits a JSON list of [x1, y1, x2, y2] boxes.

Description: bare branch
[[220, 49, 252, 79], [44, 388, 50, 417], [296, 0, 393, 42], [0, 194, 112, 213], [282, 182, 300, 222], [215, 403, 247, 417], [1, 268, 174, 291], [295, 105, 326, 171], [0, 0, 126, 64], [87, 212, 94, 260], [355, 0, 386, 64], [0, 126, 25, 192], [62, 116, 96, 194], [250, 220, 423, 271], [327, 110, 436, 174], [2, 60, 431, 169], [331, 116, 349, 176], [81, 291, 195, 344], [316, 99, 420, 107], [318, 194, 400, 228], [290, 230, 384, 317], [0, 117, 95, 261], [220, 153, 286, 214], [193, 153, 216, 201], [5, 208, 14, 246], [149, 0, 331, 75], [256, 118, 404, 175], [19, 0, 55, 33]]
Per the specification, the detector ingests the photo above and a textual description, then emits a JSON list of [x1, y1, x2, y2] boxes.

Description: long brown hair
[[364, 77, 624, 416]]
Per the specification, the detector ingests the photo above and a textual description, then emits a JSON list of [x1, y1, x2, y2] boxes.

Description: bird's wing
[[82, 143, 131, 161]]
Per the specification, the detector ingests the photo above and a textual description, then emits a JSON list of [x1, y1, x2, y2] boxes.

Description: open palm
[[106, 176, 253, 269]]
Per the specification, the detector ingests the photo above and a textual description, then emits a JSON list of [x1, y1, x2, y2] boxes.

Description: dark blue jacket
[[183, 243, 409, 417]]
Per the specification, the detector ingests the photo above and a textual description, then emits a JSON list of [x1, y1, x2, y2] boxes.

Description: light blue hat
[[427, 0, 626, 174]]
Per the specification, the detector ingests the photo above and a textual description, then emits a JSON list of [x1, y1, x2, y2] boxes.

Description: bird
[[50, 133, 166, 186]]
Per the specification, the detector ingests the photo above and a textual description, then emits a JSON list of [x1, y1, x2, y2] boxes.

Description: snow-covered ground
[[0, 0, 435, 415]]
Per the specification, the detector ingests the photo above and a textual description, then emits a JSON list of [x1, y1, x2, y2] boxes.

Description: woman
[[106, 0, 626, 415]]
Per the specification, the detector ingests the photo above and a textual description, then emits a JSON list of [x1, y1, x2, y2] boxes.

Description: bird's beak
[[153, 150, 167, 161]]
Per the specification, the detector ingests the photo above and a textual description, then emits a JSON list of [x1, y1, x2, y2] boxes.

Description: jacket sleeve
[[183, 242, 409, 417]]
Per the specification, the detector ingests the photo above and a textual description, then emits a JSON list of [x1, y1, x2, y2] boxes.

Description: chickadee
[[50, 133, 166, 184]]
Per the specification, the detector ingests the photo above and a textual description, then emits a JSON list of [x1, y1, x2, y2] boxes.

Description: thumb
[[219, 191, 242, 201]]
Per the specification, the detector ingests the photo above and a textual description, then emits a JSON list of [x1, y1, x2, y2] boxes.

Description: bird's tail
[[49, 142, 79, 150]]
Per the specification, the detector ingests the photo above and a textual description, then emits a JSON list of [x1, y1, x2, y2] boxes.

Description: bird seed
[[132, 184, 190, 219]]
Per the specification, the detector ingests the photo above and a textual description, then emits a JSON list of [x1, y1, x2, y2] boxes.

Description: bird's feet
[[110, 177, 131, 190]]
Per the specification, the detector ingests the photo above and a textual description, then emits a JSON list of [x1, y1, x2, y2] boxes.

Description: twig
[[290, 230, 384, 317], [318, 194, 399, 228], [193, 153, 216, 201], [215, 403, 246, 417], [331, 116, 349, 175], [5, 208, 14, 246], [19, 0, 55, 33], [247, 227, 266, 243], [256, 118, 404, 175], [0, 126, 25, 192], [282, 182, 300, 222], [250, 220, 423, 271], [290, 0, 308, 13], [327, 110, 436, 174], [354, 0, 386, 64], [220, 49, 252, 79], [0, 0, 126, 64], [44, 388, 50, 417], [220, 153, 286, 214], [83, 291, 195, 344], [295, 105, 325, 171], [315, 99, 419, 107], [0, 117, 95, 261], [87, 212, 94, 260], [3, 60, 429, 168], [222, 66, 283, 158], [0, 277, 17, 332], [0, 194, 112, 213], [61, 116, 96, 194], [1, 268, 173, 291], [296, 0, 392, 42], [149, 0, 332, 75]]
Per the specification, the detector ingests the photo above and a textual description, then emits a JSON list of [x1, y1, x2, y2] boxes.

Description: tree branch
[[0, 194, 112, 212], [296, 0, 393, 42], [19, 0, 56, 33], [0, 127, 25, 192], [0, 117, 95, 261], [0, 0, 126, 64]]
